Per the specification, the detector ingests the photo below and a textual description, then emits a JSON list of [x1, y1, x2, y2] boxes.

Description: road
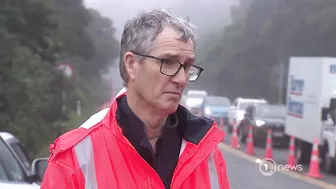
[[218, 126, 336, 189]]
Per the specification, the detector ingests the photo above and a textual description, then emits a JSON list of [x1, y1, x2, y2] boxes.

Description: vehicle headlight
[[205, 107, 211, 115], [255, 120, 265, 127]]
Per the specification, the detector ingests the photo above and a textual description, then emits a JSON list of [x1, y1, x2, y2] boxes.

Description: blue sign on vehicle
[[330, 64, 336, 73], [287, 97, 304, 118], [289, 75, 304, 96]]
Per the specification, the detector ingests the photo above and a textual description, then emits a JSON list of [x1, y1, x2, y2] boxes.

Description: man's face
[[129, 27, 195, 114]]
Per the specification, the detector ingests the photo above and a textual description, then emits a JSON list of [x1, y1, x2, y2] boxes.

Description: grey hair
[[119, 9, 197, 86]]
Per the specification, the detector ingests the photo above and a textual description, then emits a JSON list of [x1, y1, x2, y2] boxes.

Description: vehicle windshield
[[205, 97, 230, 106], [0, 162, 9, 181], [255, 105, 286, 118], [10, 143, 32, 171], [0, 139, 25, 182]]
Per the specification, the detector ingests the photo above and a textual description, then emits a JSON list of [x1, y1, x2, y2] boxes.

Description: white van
[[185, 90, 208, 109]]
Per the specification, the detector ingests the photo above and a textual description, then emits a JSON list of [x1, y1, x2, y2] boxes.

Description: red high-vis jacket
[[41, 88, 230, 189]]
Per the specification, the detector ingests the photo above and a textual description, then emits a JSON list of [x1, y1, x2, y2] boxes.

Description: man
[[41, 9, 230, 189]]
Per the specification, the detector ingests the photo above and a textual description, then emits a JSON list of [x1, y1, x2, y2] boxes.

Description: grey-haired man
[[41, 9, 230, 189]]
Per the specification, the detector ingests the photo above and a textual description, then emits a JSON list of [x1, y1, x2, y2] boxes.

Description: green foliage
[[197, 0, 336, 103], [0, 0, 119, 157]]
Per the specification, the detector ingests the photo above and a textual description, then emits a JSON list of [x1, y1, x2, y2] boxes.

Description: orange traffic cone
[[306, 139, 323, 178], [287, 136, 296, 166], [219, 117, 225, 130], [219, 117, 226, 140], [264, 129, 273, 159], [231, 120, 239, 148], [246, 125, 255, 155]]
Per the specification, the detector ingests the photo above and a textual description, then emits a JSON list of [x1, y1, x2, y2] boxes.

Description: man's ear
[[124, 52, 138, 81]]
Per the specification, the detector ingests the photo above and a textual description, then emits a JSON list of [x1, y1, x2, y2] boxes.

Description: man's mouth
[[165, 92, 180, 96]]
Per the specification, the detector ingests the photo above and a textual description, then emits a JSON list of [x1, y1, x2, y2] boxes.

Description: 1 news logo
[[258, 158, 303, 176], [258, 158, 277, 176]]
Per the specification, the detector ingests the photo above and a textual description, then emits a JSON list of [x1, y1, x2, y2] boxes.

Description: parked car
[[0, 132, 48, 187], [203, 96, 231, 125], [238, 104, 289, 146]]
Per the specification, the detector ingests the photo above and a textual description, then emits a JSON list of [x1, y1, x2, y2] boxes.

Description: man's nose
[[171, 67, 188, 84]]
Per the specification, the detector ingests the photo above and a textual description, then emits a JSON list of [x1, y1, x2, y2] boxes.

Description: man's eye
[[163, 59, 177, 65]]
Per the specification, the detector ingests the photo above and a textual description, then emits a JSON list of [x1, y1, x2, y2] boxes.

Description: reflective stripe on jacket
[[40, 89, 230, 189]]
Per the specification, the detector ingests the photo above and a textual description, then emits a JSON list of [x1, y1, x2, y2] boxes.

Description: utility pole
[[77, 100, 82, 116], [61, 88, 66, 113], [57, 63, 74, 114]]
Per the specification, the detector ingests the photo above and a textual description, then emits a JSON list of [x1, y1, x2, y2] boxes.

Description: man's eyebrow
[[160, 53, 196, 62], [187, 56, 196, 62], [160, 53, 179, 59]]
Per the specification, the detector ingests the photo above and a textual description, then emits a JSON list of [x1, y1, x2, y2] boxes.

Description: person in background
[[40, 9, 230, 189]]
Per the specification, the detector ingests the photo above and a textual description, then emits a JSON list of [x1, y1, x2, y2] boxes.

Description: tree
[[0, 0, 63, 155], [0, 0, 119, 157]]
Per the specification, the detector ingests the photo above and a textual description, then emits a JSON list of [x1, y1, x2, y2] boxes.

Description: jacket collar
[[104, 87, 222, 145]]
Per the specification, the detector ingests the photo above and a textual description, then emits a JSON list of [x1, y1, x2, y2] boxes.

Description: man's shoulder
[[49, 108, 110, 159], [79, 108, 110, 129]]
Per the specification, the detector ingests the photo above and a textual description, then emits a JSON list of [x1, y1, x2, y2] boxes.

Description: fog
[[84, 0, 237, 39], [84, 0, 238, 95]]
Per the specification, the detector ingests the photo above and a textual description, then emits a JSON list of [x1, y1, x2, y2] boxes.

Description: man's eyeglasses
[[131, 52, 204, 82]]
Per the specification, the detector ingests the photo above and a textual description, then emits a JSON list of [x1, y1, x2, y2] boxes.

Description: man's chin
[[162, 102, 179, 115]]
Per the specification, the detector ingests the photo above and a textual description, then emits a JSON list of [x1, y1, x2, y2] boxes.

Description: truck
[[285, 57, 336, 174]]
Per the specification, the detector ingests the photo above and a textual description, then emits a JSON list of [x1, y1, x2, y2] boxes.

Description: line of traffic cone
[[264, 129, 273, 159], [287, 136, 296, 166], [231, 120, 239, 148], [227, 124, 324, 179], [246, 125, 255, 155], [306, 138, 323, 178]]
